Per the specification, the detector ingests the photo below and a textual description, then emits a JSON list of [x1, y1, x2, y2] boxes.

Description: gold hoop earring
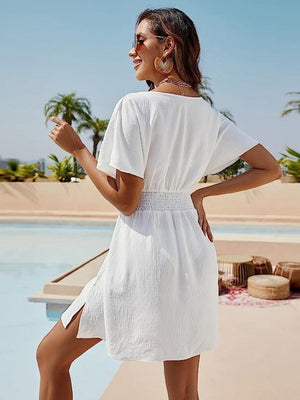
[[154, 56, 173, 74]]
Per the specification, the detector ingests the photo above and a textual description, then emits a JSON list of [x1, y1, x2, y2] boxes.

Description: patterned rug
[[218, 286, 300, 307]]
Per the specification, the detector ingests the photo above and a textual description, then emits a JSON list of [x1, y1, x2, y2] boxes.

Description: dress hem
[[106, 341, 220, 362], [61, 310, 219, 362]]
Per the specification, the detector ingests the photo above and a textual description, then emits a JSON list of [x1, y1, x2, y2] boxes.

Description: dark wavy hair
[[135, 7, 202, 93]]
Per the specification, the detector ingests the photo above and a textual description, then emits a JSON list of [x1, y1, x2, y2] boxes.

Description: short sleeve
[[96, 95, 146, 179], [203, 113, 259, 176]]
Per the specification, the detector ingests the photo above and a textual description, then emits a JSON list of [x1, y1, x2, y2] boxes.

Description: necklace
[[157, 75, 192, 95]]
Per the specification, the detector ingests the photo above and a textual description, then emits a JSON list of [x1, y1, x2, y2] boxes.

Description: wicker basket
[[247, 274, 290, 300], [251, 255, 273, 275], [217, 254, 254, 288], [274, 261, 300, 291]]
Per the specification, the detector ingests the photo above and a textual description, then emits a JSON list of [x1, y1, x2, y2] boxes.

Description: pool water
[[210, 221, 300, 243], [211, 222, 300, 236], [0, 220, 121, 400]]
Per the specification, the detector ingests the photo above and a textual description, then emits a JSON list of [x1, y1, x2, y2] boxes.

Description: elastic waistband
[[136, 191, 195, 211]]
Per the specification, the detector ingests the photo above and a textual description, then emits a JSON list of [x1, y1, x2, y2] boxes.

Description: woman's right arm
[[192, 143, 282, 200], [191, 143, 282, 242]]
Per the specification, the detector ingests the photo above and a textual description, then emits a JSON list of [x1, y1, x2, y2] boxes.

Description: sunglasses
[[131, 35, 167, 51]]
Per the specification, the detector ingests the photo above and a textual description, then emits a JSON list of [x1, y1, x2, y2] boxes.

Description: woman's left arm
[[191, 143, 282, 202]]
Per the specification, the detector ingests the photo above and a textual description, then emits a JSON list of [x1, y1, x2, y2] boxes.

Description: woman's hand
[[191, 192, 214, 242], [48, 116, 86, 154]]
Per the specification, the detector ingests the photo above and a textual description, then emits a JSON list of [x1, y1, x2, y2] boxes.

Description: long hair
[[135, 8, 202, 93]]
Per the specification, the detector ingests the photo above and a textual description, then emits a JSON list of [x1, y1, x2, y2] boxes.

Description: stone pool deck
[[99, 296, 300, 400]]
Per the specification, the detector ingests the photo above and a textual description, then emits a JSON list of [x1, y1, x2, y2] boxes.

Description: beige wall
[[192, 180, 300, 219], [0, 177, 299, 220]]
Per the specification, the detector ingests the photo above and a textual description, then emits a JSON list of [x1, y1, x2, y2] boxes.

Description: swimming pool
[[0, 220, 120, 400]]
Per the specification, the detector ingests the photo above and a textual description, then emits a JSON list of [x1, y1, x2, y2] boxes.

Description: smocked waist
[[136, 191, 195, 211]]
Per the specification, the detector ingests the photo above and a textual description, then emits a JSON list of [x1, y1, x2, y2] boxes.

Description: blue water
[[1, 218, 300, 236], [210, 222, 300, 236], [0, 220, 121, 400]]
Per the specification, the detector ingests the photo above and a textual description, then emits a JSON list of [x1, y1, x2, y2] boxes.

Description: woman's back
[[97, 90, 259, 193]]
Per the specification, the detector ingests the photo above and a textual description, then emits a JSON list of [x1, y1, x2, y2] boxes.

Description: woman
[[37, 7, 282, 400]]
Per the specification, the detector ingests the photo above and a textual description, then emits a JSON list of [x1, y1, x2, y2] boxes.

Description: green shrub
[[0, 160, 47, 182], [278, 147, 300, 182]]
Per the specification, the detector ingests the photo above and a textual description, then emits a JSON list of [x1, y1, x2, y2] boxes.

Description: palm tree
[[77, 117, 110, 158], [198, 75, 214, 182], [198, 75, 214, 106], [281, 91, 300, 117], [44, 92, 92, 177], [220, 110, 234, 122]]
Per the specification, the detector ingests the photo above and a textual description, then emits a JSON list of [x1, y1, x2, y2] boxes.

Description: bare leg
[[163, 354, 200, 400], [36, 304, 102, 400]]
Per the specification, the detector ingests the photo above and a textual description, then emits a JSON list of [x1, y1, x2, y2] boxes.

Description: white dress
[[61, 91, 259, 362]]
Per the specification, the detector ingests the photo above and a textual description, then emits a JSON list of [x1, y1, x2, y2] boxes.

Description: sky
[[1, 0, 299, 167]]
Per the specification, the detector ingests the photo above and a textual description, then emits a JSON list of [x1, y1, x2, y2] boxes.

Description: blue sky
[[1, 0, 299, 165]]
